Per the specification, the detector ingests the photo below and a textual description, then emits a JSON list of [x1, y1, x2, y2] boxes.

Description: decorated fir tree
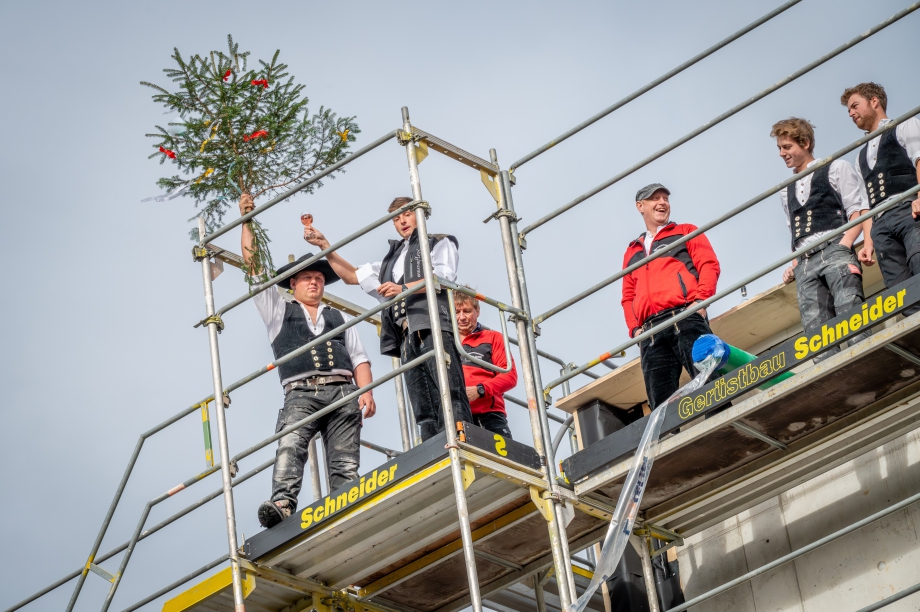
[[142, 35, 359, 283]]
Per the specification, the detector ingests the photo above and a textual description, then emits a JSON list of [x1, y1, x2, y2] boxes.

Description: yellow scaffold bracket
[[633, 522, 682, 543], [313, 594, 354, 612], [413, 139, 429, 165], [529, 486, 555, 522], [461, 461, 476, 490], [194, 314, 225, 333], [481, 169, 500, 203]]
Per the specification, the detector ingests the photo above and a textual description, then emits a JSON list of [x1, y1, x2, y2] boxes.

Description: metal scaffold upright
[[398, 105, 485, 611]]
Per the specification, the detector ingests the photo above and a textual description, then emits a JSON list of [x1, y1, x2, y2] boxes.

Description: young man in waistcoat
[[772, 118, 873, 362], [305, 197, 473, 441], [455, 289, 517, 438], [841, 83, 920, 314], [621, 184, 722, 409], [239, 194, 376, 529]]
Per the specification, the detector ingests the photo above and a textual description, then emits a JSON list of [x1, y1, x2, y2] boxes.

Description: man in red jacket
[[455, 291, 518, 438], [622, 183, 721, 409]]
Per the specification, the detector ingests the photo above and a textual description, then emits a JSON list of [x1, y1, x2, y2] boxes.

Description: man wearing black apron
[[771, 117, 873, 361], [239, 194, 376, 529], [841, 82, 920, 314], [306, 197, 473, 441]]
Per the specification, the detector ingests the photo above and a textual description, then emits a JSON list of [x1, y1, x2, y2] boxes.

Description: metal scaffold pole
[[401, 106, 484, 611], [630, 536, 661, 612], [491, 151, 576, 607], [194, 217, 247, 612], [393, 356, 413, 451]]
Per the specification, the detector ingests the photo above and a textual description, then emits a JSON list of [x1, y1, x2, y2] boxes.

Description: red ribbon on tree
[[243, 130, 269, 142], [159, 146, 177, 159], [223, 69, 232, 82], [251, 79, 269, 89]]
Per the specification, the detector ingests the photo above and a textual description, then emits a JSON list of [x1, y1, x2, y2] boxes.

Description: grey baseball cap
[[635, 183, 671, 202]]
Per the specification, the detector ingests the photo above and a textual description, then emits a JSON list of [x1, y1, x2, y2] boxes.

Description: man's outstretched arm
[[304, 227, 360, 285]]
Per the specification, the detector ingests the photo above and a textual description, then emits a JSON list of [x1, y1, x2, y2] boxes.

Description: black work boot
[[258, 499, 293, 528]]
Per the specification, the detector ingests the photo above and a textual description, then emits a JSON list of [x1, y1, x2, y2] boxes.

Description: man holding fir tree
[[772, 117, 873, 362], [239, 194, 376, 529], [305, 197, 473, 441]]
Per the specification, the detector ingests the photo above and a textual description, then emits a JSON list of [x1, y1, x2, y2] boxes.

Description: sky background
[[1, 1, 918, 610]]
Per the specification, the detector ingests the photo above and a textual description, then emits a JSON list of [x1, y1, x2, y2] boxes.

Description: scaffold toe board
[[170, 423, 607, 612], [564, 307, 920, 540]]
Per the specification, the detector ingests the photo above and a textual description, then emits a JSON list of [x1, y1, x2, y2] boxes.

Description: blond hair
[[770, 117, 816, 153]]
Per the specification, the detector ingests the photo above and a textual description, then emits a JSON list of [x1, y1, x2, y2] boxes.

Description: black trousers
[[271, 384, 362, 510], [401, 329, 473, 441], [638, 311, 713, 409], [871, 201, 920, 317], [473, 411, 513, 439]]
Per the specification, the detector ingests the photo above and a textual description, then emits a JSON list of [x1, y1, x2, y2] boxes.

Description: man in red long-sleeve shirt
[[621, 183, 721, 409], [455, 291, 517, 438]]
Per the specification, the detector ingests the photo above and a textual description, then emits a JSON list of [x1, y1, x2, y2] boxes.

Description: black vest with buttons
[[377, 230, 459, 357], [270, 303, 353, 383], [786, 164, 847, 250], [858, 128, 919, 208]]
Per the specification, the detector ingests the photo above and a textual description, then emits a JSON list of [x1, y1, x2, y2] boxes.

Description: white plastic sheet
[[140, 183, 189, 203], [566, 352, 723, 612]]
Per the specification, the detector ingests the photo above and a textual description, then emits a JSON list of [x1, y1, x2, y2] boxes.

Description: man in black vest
[[305, 197, 473, 441], [772, 118, 873, 361], [841, 82, 920, 313], [239, 194, 376, 529]]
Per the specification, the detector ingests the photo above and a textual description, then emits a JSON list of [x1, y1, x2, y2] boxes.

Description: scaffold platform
[[163, 423, 612, 612], [560, 278, 920, 549]]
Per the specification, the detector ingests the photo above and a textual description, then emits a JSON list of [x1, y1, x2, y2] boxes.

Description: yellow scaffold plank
[[162, 566, 254, 612]]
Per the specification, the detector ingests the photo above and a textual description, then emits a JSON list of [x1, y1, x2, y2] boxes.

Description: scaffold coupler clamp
[[229, 459, 239, 478], [191, 244, 211, 262], [195, 313, 225, 333], [397, 129, 422, 146], [506, 310, 532, 329], [407, 198, 431, 220], [482, 208, 520, 225]]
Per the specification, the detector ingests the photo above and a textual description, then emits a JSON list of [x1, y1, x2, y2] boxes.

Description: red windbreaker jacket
[[621, 222, 721, 335], [460, 326, 518, 415]]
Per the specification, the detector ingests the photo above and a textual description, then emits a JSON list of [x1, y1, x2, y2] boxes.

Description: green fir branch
[[142, 35, 360, 285]]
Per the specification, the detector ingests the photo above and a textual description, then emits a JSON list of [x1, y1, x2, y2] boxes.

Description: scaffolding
[[8, 2, 920, 611]]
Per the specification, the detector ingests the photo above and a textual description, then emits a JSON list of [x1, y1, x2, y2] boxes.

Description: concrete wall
[[677, 429, 920, 611]]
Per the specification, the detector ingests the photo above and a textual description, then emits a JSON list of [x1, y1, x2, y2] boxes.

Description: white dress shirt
[[254, 287, 370, 386], [643, 226, 666, 254], [856, 117, 920, 206], [355, 238, 460, 303], [780, 159, 868, 251]]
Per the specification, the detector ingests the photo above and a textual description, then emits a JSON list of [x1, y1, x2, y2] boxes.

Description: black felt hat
[[274, 253, 340, 289]]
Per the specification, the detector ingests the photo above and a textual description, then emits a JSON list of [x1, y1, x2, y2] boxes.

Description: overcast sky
[[1, 1, 918, 610]]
